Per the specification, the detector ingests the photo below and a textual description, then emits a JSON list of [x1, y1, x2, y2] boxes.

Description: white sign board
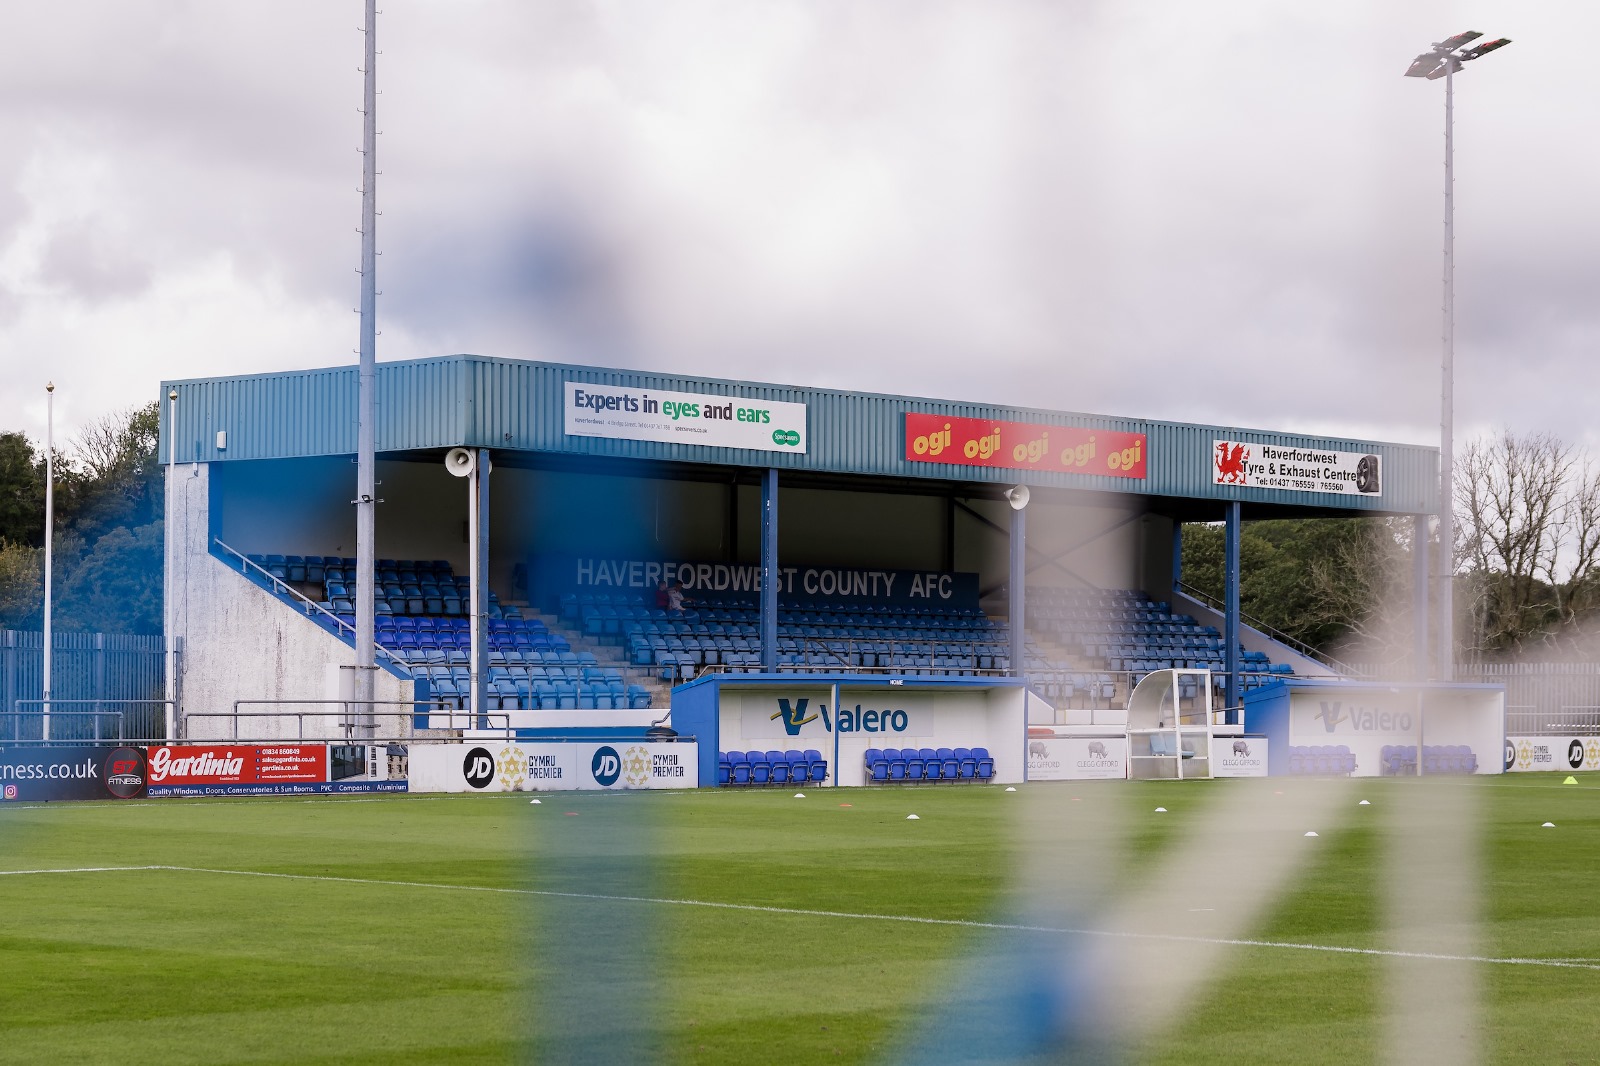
[[1213, 439, 1381, 497], [1211, 736, 1269, 777], [1026, 736, 1126, 780], [408, 741, 698, 793], [565, 382, 807, 454], [1505, 736, 1600, 773]]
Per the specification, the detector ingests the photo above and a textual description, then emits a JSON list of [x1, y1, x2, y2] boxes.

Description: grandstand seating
[[245, 551, 1302, 714]]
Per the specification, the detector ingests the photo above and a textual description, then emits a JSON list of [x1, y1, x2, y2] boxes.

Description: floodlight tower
[[354, 0, 379, 730], [1403, 31, 1510, 681]]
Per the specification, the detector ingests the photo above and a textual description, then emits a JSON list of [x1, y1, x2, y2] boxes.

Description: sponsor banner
[[0, 745, 146, 801], [1505, 736, 1600, 773], [536, 555, 980, 612], [1290, 697, 1418, 741], [565, 381, 807, 454], [148, 781, 408, 798], [1213, 440, 1382, 497], [147, 744, 326, 787], [905, 413, 1146, 479], [1211, 736, 1269, 777], [741, 694, 933, 742], [1027, 736, 1127, 780], [408, 742, 700, 793]]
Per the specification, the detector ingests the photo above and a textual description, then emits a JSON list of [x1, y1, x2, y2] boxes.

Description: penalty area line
[[6, 863, 1595, 974]]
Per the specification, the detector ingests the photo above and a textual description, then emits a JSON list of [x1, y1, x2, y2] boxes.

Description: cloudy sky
[[4, 1, 1595, 454]]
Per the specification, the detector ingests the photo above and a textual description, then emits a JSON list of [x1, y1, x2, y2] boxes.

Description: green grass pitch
[[1, 776, 1597, 1064]]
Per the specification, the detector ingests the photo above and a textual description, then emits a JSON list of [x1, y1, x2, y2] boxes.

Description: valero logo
[[463, 746, 495, 789], [771, 698, 818, 736], [592, 745, 622, 787]]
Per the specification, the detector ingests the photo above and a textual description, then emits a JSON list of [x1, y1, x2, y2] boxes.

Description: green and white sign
[[565, 382, 807, 453]]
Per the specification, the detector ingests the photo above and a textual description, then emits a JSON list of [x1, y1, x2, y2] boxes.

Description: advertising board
[[905, 413, 1146, 479], [0, 745, 146, 801], [407, 741, 700, 793], [1213, 439, 1381, 497], [145, 744, 406, 797], [1025, 736, 1127, 780], [565, 381, 807, 454], [1505, 736, 1600, 773], [1211, 736, 1269, 777]]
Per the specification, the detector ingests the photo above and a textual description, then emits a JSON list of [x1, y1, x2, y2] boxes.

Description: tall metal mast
[[354, 0, 379, 723]]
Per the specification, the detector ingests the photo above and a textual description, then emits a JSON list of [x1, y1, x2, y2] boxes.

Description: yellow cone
[[1564, 776, 1579, 784]]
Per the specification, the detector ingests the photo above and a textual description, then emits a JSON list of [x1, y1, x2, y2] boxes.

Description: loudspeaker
[[445, 448, 476, 478], [1003, 484, 1030, 511]]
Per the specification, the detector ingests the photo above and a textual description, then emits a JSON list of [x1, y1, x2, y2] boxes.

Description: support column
[[1009, 505, 1026, 678], [760, 469, 778, 673], [1171, 522, 1184, 597], [1224, 502, 1241, 718], [1413, 514, 1431, 681], [470, 450, 491, 722]]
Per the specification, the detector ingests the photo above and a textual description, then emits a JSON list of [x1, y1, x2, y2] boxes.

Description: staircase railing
[[1174, 581, 1361, 677]]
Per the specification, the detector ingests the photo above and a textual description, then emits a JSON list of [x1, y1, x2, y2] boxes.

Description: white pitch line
[[2, 863, 1595, 974]]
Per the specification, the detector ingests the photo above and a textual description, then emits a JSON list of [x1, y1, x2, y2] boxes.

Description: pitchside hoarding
[[1025, 736, 1127, 780], [1212, 440, 1381, 497], [408, 741, 699, 793], [565, 382, 807, 454], [904, 413, 1147, 479], [1211, 736, 1269, 777], [145, 744, 405, 797], [1505, 736, 1600, 773], [0, 745, 147, 801]]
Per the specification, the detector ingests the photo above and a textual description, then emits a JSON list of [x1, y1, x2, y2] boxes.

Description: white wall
[[169, 463, 413, 741]]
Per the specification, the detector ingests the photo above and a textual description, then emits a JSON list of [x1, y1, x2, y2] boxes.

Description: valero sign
[[905, 413, 1146, 479], [565, 382, 807, 454]]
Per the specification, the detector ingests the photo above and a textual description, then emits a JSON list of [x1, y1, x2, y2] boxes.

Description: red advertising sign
[[904, 413, 1147, 479], [146, 745, 326, 786]]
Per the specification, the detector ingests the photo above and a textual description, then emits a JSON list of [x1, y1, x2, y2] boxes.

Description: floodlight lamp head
[[445, 447, 476, 477], [1003, 484, 1030, 511], [168, 388, 178, 401], [45, 381, 54, 393]]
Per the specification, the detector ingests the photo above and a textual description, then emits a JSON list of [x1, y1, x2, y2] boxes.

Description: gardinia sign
[[148, 747, 245, 783]]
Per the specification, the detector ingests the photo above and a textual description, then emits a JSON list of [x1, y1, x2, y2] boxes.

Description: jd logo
[[771, 428, 801, 447], [1569, 740, 1585, 771], [1315, 702, 1348, 733], [1504, 741, 1516, 772], [592, 745, 622, 787], [770, 698, 819, 736], [463, 746, 495, 789]]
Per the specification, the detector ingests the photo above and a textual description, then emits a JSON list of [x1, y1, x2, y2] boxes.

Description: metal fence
[[1459, 662, 1600, 736], [2, 630, 165, 736]]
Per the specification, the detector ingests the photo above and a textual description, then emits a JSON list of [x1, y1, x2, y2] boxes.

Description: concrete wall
[[169, 463, 413, 741]]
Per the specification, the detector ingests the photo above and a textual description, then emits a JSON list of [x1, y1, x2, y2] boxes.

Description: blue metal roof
[[160, 355, 1439, 514]]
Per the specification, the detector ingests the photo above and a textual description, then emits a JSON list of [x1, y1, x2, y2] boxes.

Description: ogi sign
[[1026, 736, 1127, 780], [565, 382, 807, 454], [1213, 440, 1381, 497], [409, 741, 700, 793]]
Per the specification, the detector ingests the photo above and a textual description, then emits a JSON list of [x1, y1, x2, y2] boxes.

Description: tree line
[[0, 402, 163, 633], [1183, 430, 1600, 667]]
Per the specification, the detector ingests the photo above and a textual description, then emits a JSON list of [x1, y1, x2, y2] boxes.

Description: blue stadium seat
[[865, 747, 888, 782], [767, 750, 791, 785], [729, 751, 750, 785], [748, 751, 772, 785], [973, 747, 994, 781], [918, 747, 941, 781], [803, 749, 828, 784]]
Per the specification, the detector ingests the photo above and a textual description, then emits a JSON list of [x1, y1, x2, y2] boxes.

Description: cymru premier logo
[[770, 698, 819, 736]]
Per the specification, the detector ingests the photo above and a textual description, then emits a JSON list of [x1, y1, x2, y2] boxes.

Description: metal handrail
[[212, 538, 413, 669], [209, 702, 510, 742], [1172, 581, 1362, 676]]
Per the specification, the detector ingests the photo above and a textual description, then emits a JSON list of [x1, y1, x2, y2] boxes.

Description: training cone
[[1005, 786, 1017, 792], [1358, 799, 1370, 806], [1565, 777, 1579, 785], [529, 799, 541, 805], [906, 814, 920, 820], [1543, 822, 1556, 828], [1304, 831, 1319, 837], [794, 793, 805, 799], [1154, 807, 1167, 813]]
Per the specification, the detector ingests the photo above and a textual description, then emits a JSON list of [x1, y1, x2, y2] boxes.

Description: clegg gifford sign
[[1213, 440, 1381, 497]]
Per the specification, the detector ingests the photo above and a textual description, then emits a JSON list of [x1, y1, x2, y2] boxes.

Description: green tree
[[54, 522, 163, 633]]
